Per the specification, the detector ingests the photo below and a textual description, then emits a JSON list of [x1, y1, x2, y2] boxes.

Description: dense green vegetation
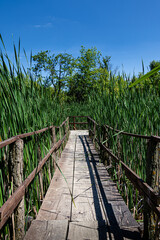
[[0, 37, 160, 238]]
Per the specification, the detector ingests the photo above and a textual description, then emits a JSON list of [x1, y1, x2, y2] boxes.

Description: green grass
[[0, 38, 159, 239]]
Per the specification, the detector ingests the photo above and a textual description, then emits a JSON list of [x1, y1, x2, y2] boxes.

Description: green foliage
[[130, 63, 160, 89], [0, 37, 160, 238], [0, 39, 73, 235], [32, 51, 75, 94]]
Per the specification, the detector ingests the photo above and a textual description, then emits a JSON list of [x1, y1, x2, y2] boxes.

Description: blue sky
[[0, 0, 160, 76]]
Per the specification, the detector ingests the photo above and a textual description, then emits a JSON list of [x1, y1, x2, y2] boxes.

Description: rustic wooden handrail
[[0, 116, 159, 239], [87, 116, 99, 126], [0, 134, 67, 229], [0, 118, 68, 149], [69, 122, 88, 125], [0, 118, 69, 236], [105, 124, 160, 141], [69, 116, 89, 130], [87, 117, 160, 140], [0, 126, 53, 149], [105, 124, 151, 139], [87, 117, 160, 217], [69, 116, 89, 118], [91, 132, 160, 211]]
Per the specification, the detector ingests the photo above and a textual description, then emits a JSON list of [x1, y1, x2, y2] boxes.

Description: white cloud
[[33, 22, 52, 29], [47, 16, 79, 25]]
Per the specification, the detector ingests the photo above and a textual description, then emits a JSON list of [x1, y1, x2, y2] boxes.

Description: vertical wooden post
[[99, 125, 104, 161], [51, 126, 56, 147], [66, 117, 69, 139], [59, 126, 62, 140], [59, 127, 62, 157], [93, 122, 96, 145], [73, 116, 76, 130], [63, 123, 65, 149], [101, 126, 106, 163], [154, 141, 160, 239], [155, 142, 160, 194], [102, 125, 110, 165], [87, 118, 91, 137], [47, 160, 52, 183], [143, 136, 157, 240], [37, 146, 44, 200], [51, 126, 57, 171], [67, 117, 70, 135], [9, 139, 24, 240]]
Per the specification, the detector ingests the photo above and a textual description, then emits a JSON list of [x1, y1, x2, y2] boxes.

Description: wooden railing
[[0, 118, 69, 239], [87, 116, 160, 239], [0, 116, 159, 239], [69, 116, 88, 130]]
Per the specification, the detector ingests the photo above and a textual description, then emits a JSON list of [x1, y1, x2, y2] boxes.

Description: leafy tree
[[32, 51, 75, 95], [67, 46, 101, 101]]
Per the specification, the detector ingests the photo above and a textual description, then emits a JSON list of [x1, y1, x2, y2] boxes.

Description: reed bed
[[0, 43, 69, 238], [0, 40, 159, 238], [87, 84, 159, 238]]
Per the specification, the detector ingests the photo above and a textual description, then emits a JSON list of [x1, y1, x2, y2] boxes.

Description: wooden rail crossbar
[[0, 135, 67, 228], [87, 118, 160, 203], [0, 118, 69, 234], [105, 124, 160, 141], [91, 132, 160, 215], [69, 116, 88, 129], [0, 118, 69, 149], [88, 116, 160, 141], [87, 116, 160, 239], [0, 126, 53, 149], [0, 115, 159, 239]]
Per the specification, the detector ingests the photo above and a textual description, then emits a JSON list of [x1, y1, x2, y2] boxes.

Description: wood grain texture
[[25, 130, 141, 240], [24, 220, 68, 240]]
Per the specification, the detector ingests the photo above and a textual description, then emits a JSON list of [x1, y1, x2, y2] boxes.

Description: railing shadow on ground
[[79, 134, 141, 240]]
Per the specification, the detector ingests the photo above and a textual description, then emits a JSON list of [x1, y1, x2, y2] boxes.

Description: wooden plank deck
[[25, 130, 141, 240]]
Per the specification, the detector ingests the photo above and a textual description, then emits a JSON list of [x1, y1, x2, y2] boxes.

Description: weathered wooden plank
[[68, 221, 142, 240], [90, 130, 159, 208], [37, 174, 73, 221], [24, 220, 68, 240], [25, 130, 141, 239], [46, 220, 68, 240], [35, 131, 78, 222], [68, 221, 108, 240], [78, 135, 140, 232], [71, 133, 108, 223], [24, 220, 47, 240]]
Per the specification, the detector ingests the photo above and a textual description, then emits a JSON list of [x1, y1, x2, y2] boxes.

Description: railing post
[[68, 117, 70, 134], [101, 125, 110, 165], [67, 117, 70, 139], [51, 126, 56, 147], [9, 139, 24, 240], [99, 126, 103, 161], [93, 122, 96, 144], [73, 116, 76, 130], [59, 127, 62, 157], [37, 146, 44, 200], [51, 126, 57, 173], [87, 118, 91, 137], [101, 125, 106, 163], [143, 136, 157, 240], [62, 124, 65, 149]]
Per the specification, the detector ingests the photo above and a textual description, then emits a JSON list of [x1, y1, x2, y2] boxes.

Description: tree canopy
[[32, 47, 160, 102]]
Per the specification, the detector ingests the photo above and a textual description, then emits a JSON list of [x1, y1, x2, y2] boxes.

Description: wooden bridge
[[0, 116, 160, 239]]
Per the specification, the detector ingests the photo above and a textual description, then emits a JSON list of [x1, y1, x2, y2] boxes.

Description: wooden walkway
[[25, 130, 141, 240]]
